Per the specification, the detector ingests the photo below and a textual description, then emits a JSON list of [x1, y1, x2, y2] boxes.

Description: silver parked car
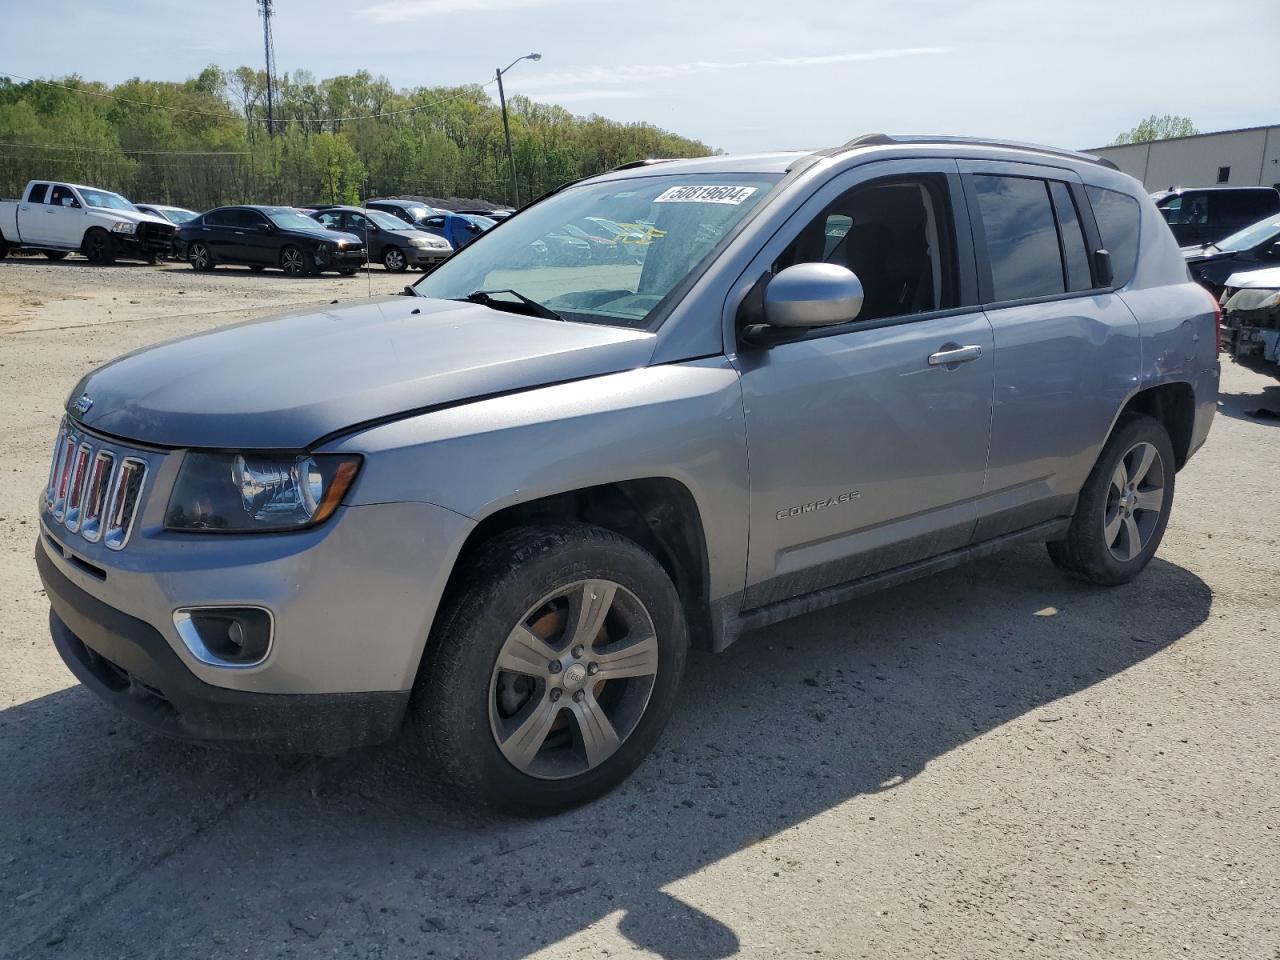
[[36, 135, 1219, 812]]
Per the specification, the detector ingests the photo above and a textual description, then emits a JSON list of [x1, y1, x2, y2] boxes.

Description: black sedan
[[177, 205, 366, 276], [1183, 212, 1280, 298], [310, 206, 453, 272]]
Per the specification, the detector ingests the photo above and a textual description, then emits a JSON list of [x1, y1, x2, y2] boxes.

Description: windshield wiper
[[1201, 240, 1222, 253], [465, 289, 563, 322]]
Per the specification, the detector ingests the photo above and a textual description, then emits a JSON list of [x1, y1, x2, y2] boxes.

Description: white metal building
[[1088, 125, 1280, 192]]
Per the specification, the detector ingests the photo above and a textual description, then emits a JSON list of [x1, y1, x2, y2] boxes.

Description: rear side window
[[1212, 190, 1279, 219], [27, 183, 49, 204], [1085, 186, 1141, 287], [1049, 182, 1093, 292], [204, 210, 234, 227], [973, 175, 1065, 301]]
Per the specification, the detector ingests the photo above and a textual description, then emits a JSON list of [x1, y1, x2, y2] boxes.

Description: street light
[[496, 52, 541, 208]]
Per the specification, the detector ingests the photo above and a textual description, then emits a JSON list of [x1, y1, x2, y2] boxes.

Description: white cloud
[[520, 90, 648, 104], [361, 0, 585, 23], [530, 48, 949, 88]]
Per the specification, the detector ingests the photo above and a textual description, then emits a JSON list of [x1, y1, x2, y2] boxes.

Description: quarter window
[[972, 175, 1065, 302], [775, 175, 958, 322], [1085, 186, 1141, 288]]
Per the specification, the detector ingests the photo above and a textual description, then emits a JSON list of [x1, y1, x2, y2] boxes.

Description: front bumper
[[317, 247, 366, 270], [405, 247, 450, 267], [38, 542, 408, 753]]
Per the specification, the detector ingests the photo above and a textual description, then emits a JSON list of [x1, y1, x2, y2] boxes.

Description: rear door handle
[[928, 344, 983, 367]]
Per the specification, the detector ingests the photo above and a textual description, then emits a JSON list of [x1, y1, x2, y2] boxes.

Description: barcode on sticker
[[653, 185, 758, 205]]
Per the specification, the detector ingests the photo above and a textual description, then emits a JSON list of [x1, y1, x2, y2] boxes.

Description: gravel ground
[[1, 257, 1277, 959]]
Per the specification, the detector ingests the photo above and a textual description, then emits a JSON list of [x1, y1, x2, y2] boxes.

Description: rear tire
[[1047, 414, 1175, 585], [83, 228, 115, 265], [188, 241, 215, 271], [44, 250, 68, 261], [410, 523, 688, 814]]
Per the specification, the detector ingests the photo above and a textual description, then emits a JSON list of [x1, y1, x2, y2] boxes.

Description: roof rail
[[837, 133, 1119, 170], [609, 157, 684, 172]]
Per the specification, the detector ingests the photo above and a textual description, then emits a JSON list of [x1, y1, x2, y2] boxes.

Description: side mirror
[[763, 262, 864, 329], [1094, 249, 1114, 287]]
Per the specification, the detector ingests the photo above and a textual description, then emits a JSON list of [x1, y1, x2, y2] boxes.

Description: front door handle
[[928, 344, 983, 367]]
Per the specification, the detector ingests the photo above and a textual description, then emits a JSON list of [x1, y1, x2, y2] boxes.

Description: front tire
[[280, 244, 312, 276], [411, 523, 688, 814], [382, 247, 408, 272], [83, 229, 115, 265], [1048, 414, 1175, 585]]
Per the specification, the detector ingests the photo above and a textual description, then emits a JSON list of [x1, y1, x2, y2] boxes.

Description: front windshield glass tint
[[413, 174, 780, 329], [362, 209, 409, 230], [1215, 214, 1280, 252], [165, 208, 197, 223], [80, 189, 135, 211], [265, 209, 329, 231]]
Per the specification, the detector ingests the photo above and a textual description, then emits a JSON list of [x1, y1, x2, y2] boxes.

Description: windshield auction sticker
[[653, 185, 759, 205]]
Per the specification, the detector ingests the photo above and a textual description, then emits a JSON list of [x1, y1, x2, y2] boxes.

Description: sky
[[2, 0, 1277, 154]]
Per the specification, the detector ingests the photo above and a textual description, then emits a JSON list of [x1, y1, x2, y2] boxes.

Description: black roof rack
[[838, 133, 1119, 170], [609, 157, 684, 172]]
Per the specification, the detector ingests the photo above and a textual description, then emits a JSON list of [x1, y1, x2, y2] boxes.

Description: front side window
[[413, 174, 779, 329], [774, 174, 958, 322], [1085, 186, 1141, 287], [49, 185, 78, 208], [973, 175, 1066, 302]]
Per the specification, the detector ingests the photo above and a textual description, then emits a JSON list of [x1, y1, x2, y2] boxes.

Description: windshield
[[80, 188, 136, 211], [413, 174, 779, 329], [1213, 213, 1280, 253], [361, 209, 410, 231], [265, 208, 330, 231], [459, 213, 495, 229], [163, 208, 198, 223]]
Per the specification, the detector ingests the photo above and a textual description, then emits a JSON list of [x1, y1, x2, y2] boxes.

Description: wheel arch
[[1115, 380, 1196, 469], [444, 478, 715, 651]]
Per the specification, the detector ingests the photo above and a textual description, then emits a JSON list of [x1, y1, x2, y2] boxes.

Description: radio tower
[[257, 0, 278, 136]]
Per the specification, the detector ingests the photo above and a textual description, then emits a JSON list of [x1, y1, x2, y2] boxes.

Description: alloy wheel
[[190, 243, 209, 269], [488, 579, 659, 780], [1103, 441, 1166, 562], [281, 246, 305, 275], [384, 248, 406, 271]]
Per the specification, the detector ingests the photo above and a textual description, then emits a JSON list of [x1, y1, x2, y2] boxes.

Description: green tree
[[1111, 114, 1198, 146]]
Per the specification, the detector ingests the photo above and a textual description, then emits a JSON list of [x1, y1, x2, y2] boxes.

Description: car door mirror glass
[[763, 262, 864, 329]]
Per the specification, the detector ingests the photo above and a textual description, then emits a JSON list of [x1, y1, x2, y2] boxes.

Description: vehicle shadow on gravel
[[1, 544, 1211, 959], [1217, 358, 1280, 424]]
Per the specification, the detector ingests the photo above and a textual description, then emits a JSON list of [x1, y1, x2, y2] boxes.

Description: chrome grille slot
[[42, 420, 150, 551], [51, 433, 77, 521], [80, 450, 114, 543], [103, 458, 147, 551], [63, 443, 93, 533]]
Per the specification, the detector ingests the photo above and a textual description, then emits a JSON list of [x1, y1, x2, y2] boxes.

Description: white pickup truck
[[0, 180, 176, 264]]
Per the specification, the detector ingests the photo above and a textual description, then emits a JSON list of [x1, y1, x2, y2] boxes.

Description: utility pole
[[257, 0, 278, 137], [495, 53, 541, 208]]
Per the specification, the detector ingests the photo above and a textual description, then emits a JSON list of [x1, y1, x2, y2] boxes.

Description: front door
[[46, 185, 86, 248], [735, 162, 995, 609]]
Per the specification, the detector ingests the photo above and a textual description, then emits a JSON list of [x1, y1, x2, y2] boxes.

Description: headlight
[[409, 237, 432, 248], [111, 221, 138, 234], [165, 452, 361, 532], [1224, 288, 1280, 311]]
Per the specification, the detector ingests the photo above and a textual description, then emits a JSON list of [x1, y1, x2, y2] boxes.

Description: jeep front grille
[[44, 421, 148, 551]]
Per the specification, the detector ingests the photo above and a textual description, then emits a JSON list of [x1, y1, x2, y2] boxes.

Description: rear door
[[735, 160, 996, 608], [198, 209, 237, 260], [960, 161, 1140, 539]]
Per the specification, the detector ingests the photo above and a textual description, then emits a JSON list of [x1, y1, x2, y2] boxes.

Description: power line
[[1, 71, 495, 124]]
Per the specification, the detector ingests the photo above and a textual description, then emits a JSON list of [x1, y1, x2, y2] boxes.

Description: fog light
[[173, 607, 273, 667]]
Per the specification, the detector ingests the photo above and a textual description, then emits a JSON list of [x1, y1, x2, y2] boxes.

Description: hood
[[70, 296, 657, 449], [286, 225, 362, 245], [107, 208, 172, 229], [1224, 265, 1280, 290]]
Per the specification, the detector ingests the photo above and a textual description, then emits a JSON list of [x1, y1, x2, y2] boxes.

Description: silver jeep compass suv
[[36, 135, 1219, 812]]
